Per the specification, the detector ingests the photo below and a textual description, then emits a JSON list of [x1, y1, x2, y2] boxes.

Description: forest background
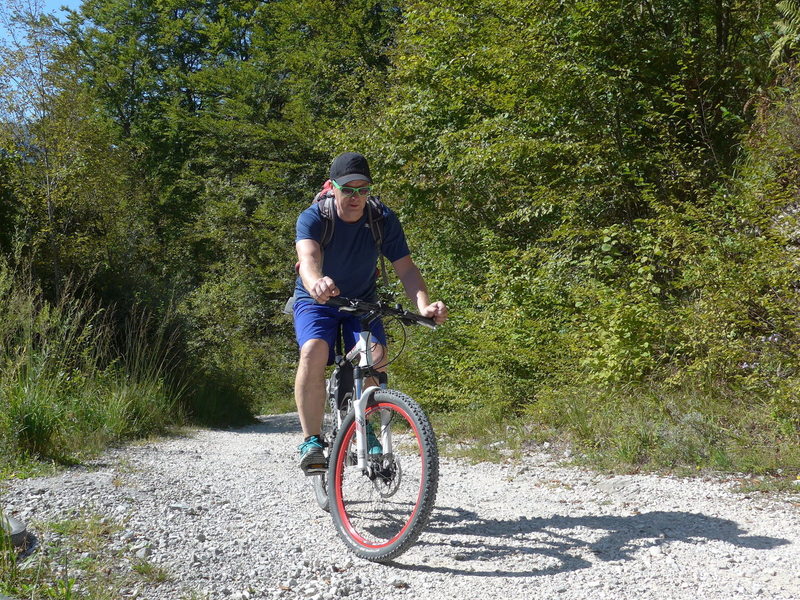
[[1, 0, 799, 478]]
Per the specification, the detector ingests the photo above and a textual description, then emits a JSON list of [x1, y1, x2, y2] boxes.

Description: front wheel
[[328, 389, 438, 562]]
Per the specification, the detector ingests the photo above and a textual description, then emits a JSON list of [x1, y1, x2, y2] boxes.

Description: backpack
[[283, 181, 389, 315]]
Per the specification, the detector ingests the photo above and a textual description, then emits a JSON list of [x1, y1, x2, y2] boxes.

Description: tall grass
[[429, 378, 800, 478], [0, 259, 183, 466], [526, 379, 800, 475]]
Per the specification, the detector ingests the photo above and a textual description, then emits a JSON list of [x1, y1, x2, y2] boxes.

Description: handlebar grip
[[324, 296, 350, 307], [419, 319, 438, 330], [408, 314, 438, 329]]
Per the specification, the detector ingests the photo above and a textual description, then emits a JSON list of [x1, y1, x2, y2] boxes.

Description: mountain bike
[[311, 296, 439, 562]]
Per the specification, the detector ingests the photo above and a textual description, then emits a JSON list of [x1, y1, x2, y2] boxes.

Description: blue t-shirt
[[294, 201, 410, 303]]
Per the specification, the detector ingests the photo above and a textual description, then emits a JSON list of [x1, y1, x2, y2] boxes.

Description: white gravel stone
[[2, 412, 799, 600]]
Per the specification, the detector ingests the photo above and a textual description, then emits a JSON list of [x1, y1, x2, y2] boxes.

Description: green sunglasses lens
[[334, 181, 371, 196]]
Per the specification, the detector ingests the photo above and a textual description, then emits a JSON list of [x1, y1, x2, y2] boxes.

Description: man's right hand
[[309, 276, 340, 303]]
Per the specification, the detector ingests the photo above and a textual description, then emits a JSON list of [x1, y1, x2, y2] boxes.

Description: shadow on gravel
[[394, 508, 789, 577]]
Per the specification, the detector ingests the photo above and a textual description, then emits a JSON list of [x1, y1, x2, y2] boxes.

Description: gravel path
[[2, 413, 799, 600]]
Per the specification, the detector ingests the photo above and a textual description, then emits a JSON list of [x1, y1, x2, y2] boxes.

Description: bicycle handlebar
[[325, 296, 438, 330]]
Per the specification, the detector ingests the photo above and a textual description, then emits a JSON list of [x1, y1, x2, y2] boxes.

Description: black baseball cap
[[330, 152, 372, 186]]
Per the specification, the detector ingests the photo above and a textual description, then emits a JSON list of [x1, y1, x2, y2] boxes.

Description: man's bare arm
[[297, 239, 339, 302], [392, 255, 448, 324]]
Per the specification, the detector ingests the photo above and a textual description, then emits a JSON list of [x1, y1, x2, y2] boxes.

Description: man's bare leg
[[295, 338, 329, 437]]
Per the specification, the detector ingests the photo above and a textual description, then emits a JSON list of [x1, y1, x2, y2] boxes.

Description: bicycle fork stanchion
[[348, 324, 392, 474], [380, 407, 393, 457], [353, 384, 379, 472]]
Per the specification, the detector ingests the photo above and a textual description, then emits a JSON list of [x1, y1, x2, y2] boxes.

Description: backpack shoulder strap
[[365, 197, 385, 246], [365, 197, 389, 286], [316, 193, 336, 248]]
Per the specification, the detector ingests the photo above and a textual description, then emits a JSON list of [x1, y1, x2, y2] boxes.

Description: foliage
[[347, 0, 798, 469], [0, 0, 798, 474], [0, 259, 180, 465], [772, 0, 800, 63], [349, 0, 774, 385]]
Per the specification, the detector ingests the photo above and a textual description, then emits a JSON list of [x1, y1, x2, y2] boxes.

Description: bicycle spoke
[[333, 402, 427, 550]]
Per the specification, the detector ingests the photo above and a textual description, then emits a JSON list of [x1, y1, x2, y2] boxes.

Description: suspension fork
[[349, 327, 389, 472]]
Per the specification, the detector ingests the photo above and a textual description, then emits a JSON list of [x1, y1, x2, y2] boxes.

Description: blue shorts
[[293, 301, 387, 365]]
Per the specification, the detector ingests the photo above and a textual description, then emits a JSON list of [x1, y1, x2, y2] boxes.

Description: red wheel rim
[[333, 402, 425, 549]]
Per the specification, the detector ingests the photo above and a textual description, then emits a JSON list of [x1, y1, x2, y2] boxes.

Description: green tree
[[51, 0, 406, 416], [337, 0, 779, 405], [0, 0, 127, 295]]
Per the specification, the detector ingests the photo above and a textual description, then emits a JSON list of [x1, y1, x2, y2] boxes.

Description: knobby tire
[[328, 389, 438, 562]]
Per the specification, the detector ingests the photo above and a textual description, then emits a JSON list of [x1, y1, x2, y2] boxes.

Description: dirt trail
[[2, 414, 799, 600]]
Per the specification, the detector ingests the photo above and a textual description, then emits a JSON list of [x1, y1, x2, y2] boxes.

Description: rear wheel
[[312, 470, 330, 512], [312, 388, 339, 512], [328, 389, 438, 562]]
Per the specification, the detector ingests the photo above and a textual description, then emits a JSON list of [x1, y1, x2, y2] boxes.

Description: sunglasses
[[332, 180, 372, 197]]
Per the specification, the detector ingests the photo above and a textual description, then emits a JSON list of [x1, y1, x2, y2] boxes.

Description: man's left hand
[[420, 301, 448, 325]]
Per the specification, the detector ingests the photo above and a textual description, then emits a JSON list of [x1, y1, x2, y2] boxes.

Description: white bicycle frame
[[345, 328, 390, 472]]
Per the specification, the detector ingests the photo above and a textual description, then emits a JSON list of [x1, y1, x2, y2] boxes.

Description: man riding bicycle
[[292, 151, 448, 475]]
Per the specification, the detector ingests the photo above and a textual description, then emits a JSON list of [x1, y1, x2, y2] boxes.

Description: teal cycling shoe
[[298, 435, 326, 475], [365, 422, 383, 456]]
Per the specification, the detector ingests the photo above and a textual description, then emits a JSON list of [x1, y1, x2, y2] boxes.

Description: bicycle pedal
[[302, 462, 327, 475]]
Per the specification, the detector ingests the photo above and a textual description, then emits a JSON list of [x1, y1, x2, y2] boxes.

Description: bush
[[0, 259, 181, 465]]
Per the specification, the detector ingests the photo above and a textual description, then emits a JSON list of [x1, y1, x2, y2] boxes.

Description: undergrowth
[[431, 379, 800, 485], [0, 260, 183, 470]]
